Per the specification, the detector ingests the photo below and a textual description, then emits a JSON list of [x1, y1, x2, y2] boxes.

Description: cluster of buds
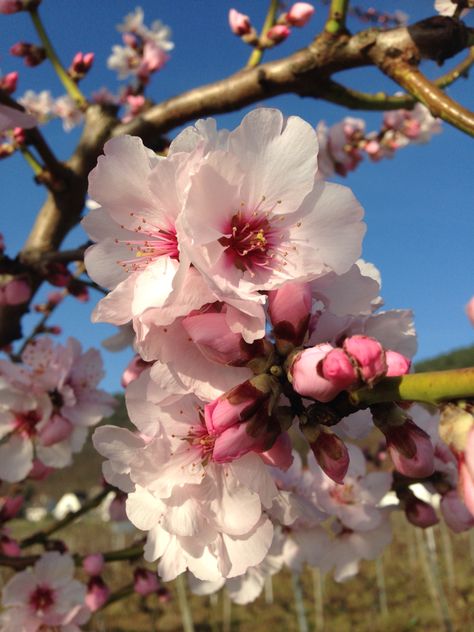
[[288, 335, 411, 404], [82, 554, 110, 612], [68, 51, 94, 82], [350, 6, 408, 27], [10, 41, 46, 67], [228, 3, 315, 49]]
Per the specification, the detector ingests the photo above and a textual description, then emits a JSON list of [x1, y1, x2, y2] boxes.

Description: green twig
[[325, 0, 350, 35], [319, 80, 415, 110], [435, 47, 474, 89], [247, 0, 280, 68], [29, 7, 86, 107], [20, 147, 43, 176], [350, 368, 474, 407]]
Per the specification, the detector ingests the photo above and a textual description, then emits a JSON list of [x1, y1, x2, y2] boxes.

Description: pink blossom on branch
[[228, 9, 252, 36]]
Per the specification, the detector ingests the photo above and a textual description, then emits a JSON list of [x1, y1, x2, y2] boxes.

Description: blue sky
[[1, 0, 472, 391]]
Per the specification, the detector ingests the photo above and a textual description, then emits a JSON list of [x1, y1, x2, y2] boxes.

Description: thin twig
[[247, 0, 280, 68]]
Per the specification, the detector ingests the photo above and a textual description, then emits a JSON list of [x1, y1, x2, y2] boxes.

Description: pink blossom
[[266, 24, 291, 42], [228, 9, 252, 35], [18, 90, 54, 125], [0, 551, 90, 630], [290, 343, 342, 402], [286, 3, 315, 26], [82, 553, 104, 576], [53, 95, 83, 131]]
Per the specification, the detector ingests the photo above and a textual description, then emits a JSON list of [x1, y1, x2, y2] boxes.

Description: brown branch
[[0, 17, 472, 347]]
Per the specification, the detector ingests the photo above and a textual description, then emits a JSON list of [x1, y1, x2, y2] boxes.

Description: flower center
[[115, 212, 179, 272], [29, 585, 55, 613], [14, 409, 42, 437], [219, 207, 281, 274], [329, 483, 355, 505]]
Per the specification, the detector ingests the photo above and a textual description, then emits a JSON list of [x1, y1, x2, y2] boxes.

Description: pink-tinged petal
[[228, 8, 252, 35], [459, 461, 474, 517], [321, 348, 358, 390], [364, 310, 417, 358], [182, 311, 246, 366], [222, 516, 273, 578], [35, 551, 75, 586], [268, 282, 311, 345], [440, 490, 474, 532], [84, 239, 132, 290], [2, 571, 37, 606], [466, 427, 474, 480], [384, 420, 434, 478], [293, 181, 365, 276], [126, 486, 164, 530], [0, 104, 36, 132], [155, 534, 187, 581], [88, 135, 157, 222], [85, 577, 109, 612], [213, 423, 267, 463], [404, 495, 439, 528], [260, 432, 293, 470], [228, 109, 318, 211], [229, 452, 278, 509], [0, 435, 33, 483], [37, 415, 73, 447], [91, 275, 136, 325], [211, 467, 261, 535]]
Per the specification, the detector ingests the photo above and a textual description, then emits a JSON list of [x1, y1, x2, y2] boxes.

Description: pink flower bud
[[134, 568, 160, 596], [321, 348, 358, 390], [0, 534, 21, 556], [228, 8, 252, 35], [266, 24, 291, 43], [290, 343, 342, 403], [286, 2, 315, 26], [260, 432, 293, 470], [47, 291, 63, 306], [27, 459, 54, 481], [404, 495, 439, 528], [385, 350, 411, 377], [67, 279, 89, 302], [3, 278, 30, 305], [0, 0, 23, 14], [466, 296, 474, 327], [109, 493, 127, 522], [37, 415, 73, 447], [343, 335, 386, 385], [467, 427, 474, 480], [212, 419, 272, 463], [268, 282, 311, 345], [85, 576, 109, 612], [383, 419, 434, 478], [310, 430, 349, 484], [121, 355, 151, 388], [0, 495, 23, 522], [364, 139, 380, 156], [83, 553, 105, 576], [13, 126, 26, 145], [205, 375, 274, 434], [440, 490, 474, 533], [0, 71, 18, 94]]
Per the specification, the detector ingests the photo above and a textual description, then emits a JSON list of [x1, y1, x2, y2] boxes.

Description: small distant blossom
[[121, 94, 147, 123], [53, 95, 84, 131], [0, 551, 90, 631], [91, 86, 119, 106], [466, 296, 474, 326], [19, 89, 54, 125]]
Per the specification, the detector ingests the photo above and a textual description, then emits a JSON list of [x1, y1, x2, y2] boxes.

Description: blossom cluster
[[74, 106, 470, 592], [0, 337, 115, 483], [316, 106, 441, 178]]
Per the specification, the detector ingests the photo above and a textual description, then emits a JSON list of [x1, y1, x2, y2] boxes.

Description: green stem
[[20, 147, 42, 176], [100, 582, 135, 610], [350, 368, 474, 407], [435, 47, 474, 89], [325, 0, 350, 35], [246, 0, 280, 68], [29, 8, 86, 107]]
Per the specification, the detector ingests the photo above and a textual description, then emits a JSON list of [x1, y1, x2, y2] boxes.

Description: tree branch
[[325, 0, 350, 35]]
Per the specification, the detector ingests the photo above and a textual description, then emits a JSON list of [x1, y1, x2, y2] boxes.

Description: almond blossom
[[0, 551, 90, 631]]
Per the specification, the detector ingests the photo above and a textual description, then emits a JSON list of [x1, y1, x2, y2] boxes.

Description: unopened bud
[[310, 428, 349, 484], [286, 2, 315, 26], [266, 24, 291, 43], [228, 8, 252, 35], [343, 335, 386, 385], [0, 71, 18, 94], [404, 492, 439, 528]]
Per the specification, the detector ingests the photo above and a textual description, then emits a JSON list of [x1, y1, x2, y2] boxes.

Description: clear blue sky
[[1, 0, 473, 391]]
